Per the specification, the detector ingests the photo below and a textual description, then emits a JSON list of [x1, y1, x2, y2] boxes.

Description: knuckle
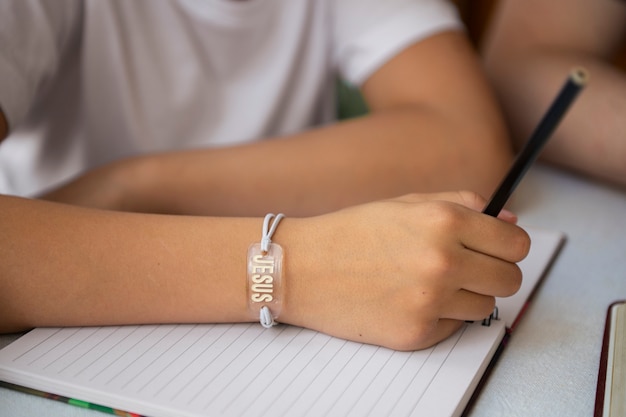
[[422, 248, 458, 279], [427, 202, 464, 233]]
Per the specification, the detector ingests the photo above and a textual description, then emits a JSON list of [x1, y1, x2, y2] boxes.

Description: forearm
[[115, 106, 512, 217], [486, 51, 626, 185], [0, 195, 263, 333]]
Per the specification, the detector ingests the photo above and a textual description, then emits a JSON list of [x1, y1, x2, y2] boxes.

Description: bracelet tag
[[247, 242, 283, 327]]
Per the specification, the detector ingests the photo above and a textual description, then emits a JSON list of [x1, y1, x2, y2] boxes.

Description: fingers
[[462, 221, 530, 264], [409, 197, 529, 263], [457, 249, 524, 297], [439, 290, 497, 322]]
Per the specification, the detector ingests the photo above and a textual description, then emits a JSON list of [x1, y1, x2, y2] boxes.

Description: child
[[0, 0, 527, 351]]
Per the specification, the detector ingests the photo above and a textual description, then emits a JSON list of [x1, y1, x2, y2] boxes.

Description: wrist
[[113, 155, 176, 214], [83, 157, 149, 212], [38, 159, 138, 211], [122, 152, 225, 215], [271, 217, 325, 330]]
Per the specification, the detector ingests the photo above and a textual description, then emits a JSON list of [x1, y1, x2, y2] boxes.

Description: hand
[[281, 191, 530, 351]]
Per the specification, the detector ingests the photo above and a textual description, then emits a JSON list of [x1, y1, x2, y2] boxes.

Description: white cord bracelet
[[247, 213, 285, 328]]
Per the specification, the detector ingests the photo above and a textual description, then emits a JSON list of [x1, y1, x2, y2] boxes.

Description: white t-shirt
[[0, 0, 461, 196]]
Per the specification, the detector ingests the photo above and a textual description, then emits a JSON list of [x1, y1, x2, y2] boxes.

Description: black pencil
[[482, 67, 588, 217]]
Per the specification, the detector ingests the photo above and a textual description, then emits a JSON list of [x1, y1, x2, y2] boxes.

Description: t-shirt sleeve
[[332, 0, 463, 86], [0, 0, 82, 131]]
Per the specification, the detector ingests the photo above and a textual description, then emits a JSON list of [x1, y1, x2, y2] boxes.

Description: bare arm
[[44, 31, 513, 217], [0, 195, 258, 333], [483, 0, 626, 186], [0, 191, 528, 351]]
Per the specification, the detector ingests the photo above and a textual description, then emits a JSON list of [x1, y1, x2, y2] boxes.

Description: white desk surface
[[1, 164, 625, 417]]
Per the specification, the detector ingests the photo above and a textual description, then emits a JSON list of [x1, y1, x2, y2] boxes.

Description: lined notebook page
[[0, 321, 503, 417]]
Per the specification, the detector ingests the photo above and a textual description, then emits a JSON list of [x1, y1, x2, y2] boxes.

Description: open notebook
[[0, 227, 564, 417]]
